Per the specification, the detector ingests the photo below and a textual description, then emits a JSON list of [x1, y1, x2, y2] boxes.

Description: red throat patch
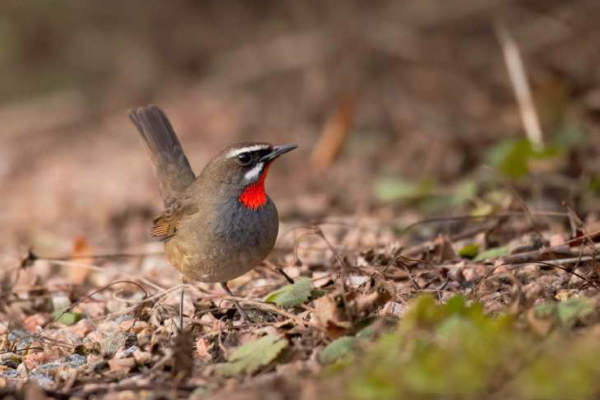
[[239, 163, 271, 210]]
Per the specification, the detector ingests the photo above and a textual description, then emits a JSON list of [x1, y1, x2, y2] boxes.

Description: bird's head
[[202, 141, 297, 210]]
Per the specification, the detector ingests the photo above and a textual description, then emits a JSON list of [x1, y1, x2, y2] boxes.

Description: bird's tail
[[129, 105, 195, 206]]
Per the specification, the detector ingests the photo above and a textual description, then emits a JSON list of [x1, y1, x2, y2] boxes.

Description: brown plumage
[[129, 105, 297, 323]]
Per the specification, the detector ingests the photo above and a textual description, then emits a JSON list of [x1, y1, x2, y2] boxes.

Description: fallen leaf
[[196, 337, 213, 360], [216, 334, 288, 377], [264, 277, 313, 307], [69, 235, 94, 284], [458, 243, 480, 259], [557, 297, 596, 327], [23, 314, 51, 332], [474, 246, 510, 261], [319, 336, 356, 365], [430, 234, 458, 263], [310, 96, 355, 170], [313, 293, 351, 339], [51, 309, 82, 326]]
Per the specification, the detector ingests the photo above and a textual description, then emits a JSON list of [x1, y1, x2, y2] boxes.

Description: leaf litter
[[2, 3, 600, 399], [5, 198, 600, 400]]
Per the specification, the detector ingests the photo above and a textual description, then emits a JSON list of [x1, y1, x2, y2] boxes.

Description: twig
[[495, 20, 544, 150], [518, 261, 600, 290], [185, 285, 314, 329], [47, 259, 166, 293], [40, 251, 165, 261], [313, 227, 356, 323], [403, 220, 498, 258], [400, 210, 568, 234]]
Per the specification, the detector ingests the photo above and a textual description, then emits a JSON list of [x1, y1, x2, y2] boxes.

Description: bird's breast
[[165, 196, 279, 282]]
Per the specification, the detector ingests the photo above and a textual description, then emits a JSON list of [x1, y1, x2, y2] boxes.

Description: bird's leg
[[179, 286, 185, 333], [220, 282, 250, 322], [178, 275, 187, 333], [277, 268, 294, 284]]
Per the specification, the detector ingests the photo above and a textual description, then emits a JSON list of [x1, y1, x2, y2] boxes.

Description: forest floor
[[2, 2, 600, 399]]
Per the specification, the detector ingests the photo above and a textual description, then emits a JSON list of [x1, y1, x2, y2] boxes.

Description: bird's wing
[[150, 198, 199, 241]]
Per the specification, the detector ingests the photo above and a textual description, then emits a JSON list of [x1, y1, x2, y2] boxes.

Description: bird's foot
[[231, 299, 253, 324]]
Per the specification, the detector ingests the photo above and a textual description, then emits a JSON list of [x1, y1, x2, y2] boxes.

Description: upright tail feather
[[129, 105, 195, 206]]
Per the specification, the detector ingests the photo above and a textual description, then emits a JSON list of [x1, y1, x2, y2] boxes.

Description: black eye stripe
[[235, 148, 272, 164], [256, 148, 272, 158]]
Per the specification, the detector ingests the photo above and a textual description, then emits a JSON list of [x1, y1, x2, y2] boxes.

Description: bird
[[128, 105, 297, 328]]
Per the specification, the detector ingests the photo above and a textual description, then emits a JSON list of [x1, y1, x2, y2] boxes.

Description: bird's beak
[[260, 144, 298, 162]]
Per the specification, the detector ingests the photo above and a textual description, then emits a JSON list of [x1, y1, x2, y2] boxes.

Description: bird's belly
[[165, 199, 278, 283]]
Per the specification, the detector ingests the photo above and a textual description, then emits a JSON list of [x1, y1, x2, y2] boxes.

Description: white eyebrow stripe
[[244, 162, 264, 182], [226, 145, 271, 159]]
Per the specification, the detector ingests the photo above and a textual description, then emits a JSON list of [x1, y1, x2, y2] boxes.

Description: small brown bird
[[129, 105, 296, 327]]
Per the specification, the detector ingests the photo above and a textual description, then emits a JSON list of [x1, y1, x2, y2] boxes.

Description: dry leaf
[[69, 235, 94, 284], [310, 96, 355, 170]]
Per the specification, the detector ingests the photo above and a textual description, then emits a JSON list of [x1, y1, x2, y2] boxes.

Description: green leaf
[[264, 277, 313, 307], [216, 335, 288, 377], [52, 309, 82, 326], [375, 178, 433, 202], [470, 202, 495, 218], [320, 336, 356, 365], [450, 180, 477, 206], [458, 244, 480, 259], [533, 303, 556, 319], [473, 246, 510, 261], [588, 175, 600, 194], [491, 139, 533, 178], [191, 387, 212, 397], [556, 298, 596, 327], [328, 294, 600, 400], [486, 138, 563, 179]]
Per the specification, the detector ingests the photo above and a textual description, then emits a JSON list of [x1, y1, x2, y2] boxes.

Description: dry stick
[[221, 295, 311, 328], [477, 255, 600, 298], [234, 299, 314, 331], [82, 285, 183, 326], [403, 220, 499, 258], [0, 347, 45, 356], [313, 227, 356, 324], [496, 20, 544, 150], [501, 245, 574, 264], [36, 280, 150, 346], [525, 260, 600, 291], [8, 252, 160, 348], [185, 284, 314, 329], [501, 242, 600, 265], [494, 170, 549, 249], [564, 204, 600, 272], [41, 251, 165, 261], [118, 348, 175, 386], [280, 222, 354, 248], [9, 249, 167, 293], [72, 382, 195, 398], [6, 280, 152, 351], [400, 211, 568, 235], [563, 228, 600, 245], [291, 230, 320, 267], [46, 259, 166, 293]]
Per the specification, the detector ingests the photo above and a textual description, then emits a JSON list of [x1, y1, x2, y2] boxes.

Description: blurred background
[[2, 0, 600, 257]]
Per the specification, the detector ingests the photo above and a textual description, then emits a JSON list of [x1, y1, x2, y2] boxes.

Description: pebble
[[101, 331, 137, 357]]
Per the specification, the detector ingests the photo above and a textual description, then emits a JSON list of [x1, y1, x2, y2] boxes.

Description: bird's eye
[[236, 153, 253, 166]]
